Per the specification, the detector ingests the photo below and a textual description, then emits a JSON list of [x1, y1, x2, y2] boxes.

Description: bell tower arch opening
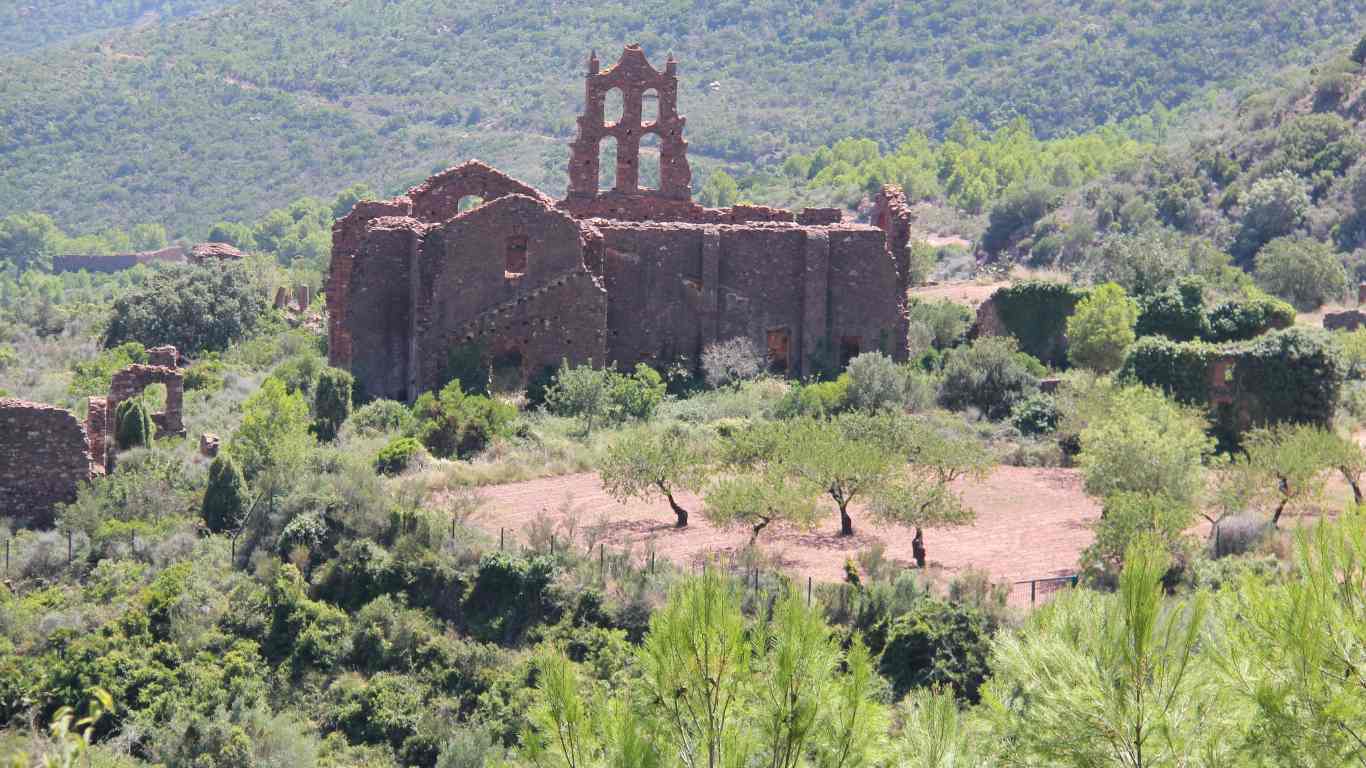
[[567, 45, 693, 202]]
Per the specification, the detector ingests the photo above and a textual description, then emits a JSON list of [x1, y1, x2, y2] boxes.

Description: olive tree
[[1077, 385, 1214, 505], [600, 426, 708, 527], [865, 416, 991, 566]]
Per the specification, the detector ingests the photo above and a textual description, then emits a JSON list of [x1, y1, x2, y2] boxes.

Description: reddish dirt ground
[[908, 280, 1006, 308], [467, 466, 1100, 596]]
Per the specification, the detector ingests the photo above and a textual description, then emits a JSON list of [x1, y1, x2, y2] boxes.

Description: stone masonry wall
[[110, 363, 185, 438], [0, 399, 94, 527], [415, 195, 608, 394]]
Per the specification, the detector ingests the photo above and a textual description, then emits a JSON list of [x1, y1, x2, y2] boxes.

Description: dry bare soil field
[[468, 467, 1100, 594]]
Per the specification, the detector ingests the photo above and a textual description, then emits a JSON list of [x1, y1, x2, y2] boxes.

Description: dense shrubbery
[[938, 337, 1041, 419], [543, 361, 665, 432], [989, 281, 1087, 366], [413, 381, 516, 459], [103, 262, 267, 354], [1121, 327, 1343, 431], [374, 437, 424, 476]]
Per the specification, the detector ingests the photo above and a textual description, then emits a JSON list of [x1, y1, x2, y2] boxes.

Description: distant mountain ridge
[[2, 0, 1365, 237]]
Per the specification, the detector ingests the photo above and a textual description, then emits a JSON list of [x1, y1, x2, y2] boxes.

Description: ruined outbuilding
[[0, 346, 185, 525], [329, 46, 913, 402]]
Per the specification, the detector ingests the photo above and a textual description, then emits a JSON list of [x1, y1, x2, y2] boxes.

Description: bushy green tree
[[413, 380, 516, 459], [230, 378, 313, 479], [0, 211, 60, 272], [1067, 282, 1138, 373], [104, 262, 267, 354], [374, 436, 424, 476], [1078, 385, 1213, 505], [937, 336, 1041, 419], [699, 170, 739, 207], [312, 367, 354, 442], [609, 363, 665, 422], [1235, 172, 1310, 261], [845, 351, 905, 412], [1253, 235, 1348, 311], [544, 361, 613, 433], [202, 454, 248, 533], [1084, 492, 1195, 574]]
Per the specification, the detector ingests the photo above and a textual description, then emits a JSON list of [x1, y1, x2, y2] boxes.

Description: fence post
[[807, 576, 812, 606], [4, 539, 8, 576], [599, 543, 605, 579], [1030, 579, 1037, 605], [550, 534, 555, 556], [67, 530, 72, 565], [500, 527, 505, 551]]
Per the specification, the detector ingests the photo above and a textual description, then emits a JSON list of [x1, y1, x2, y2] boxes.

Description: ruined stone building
[[0, 346, 184, 525], [328, 46, 914, 402]]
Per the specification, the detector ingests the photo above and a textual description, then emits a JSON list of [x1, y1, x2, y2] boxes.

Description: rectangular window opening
[[767, 329, 790, 374], [505, 235, 528, 278]]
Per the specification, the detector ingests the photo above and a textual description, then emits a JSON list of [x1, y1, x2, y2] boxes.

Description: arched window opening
[[599, 135, 619, 191], [638, 132, 661, 190], [141, 382, 167, 413], [604, 87, 624, 126], [642, 88, 659, 126]]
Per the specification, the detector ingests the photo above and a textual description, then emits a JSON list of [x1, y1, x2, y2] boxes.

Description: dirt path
[[467, 466, 1100, 591]]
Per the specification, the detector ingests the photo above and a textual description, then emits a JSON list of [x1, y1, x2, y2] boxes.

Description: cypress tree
[[203, 453, 248, 533], [114, 398, 155, 449], [313, 367, 354, 442]]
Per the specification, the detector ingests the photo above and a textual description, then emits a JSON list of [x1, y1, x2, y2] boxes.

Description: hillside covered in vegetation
[[3, 0, 1366, 236]]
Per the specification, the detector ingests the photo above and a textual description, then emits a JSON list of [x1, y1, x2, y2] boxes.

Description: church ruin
[[327, 45, 914, 401]]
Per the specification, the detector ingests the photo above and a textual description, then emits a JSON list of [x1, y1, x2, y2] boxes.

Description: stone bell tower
[[566, 44, 692, 201]]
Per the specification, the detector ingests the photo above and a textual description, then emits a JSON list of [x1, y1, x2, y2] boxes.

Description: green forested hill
[[0, 0, 236, 53], [3, 0, 1366, 237]]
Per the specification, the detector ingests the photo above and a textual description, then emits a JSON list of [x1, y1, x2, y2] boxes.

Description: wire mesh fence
[[1011, 574, 1079, 606]]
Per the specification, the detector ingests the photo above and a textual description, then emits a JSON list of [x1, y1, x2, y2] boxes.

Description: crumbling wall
[[1325, 310, 1365, 332], [110, 363, 185, 438], [409, 161, 553, 222], [346, 218, 422, 402], [416, 195, 608, 393], [828, 226, 909, 361], [871, 185, 914, 292], [328, 198, 414, 367], [85, 396, 111, 473], [0, 399, 94, 526], [594, 221, 903, 376]]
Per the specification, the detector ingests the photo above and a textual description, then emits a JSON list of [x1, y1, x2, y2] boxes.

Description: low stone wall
[[0, 399, 95, 527]]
